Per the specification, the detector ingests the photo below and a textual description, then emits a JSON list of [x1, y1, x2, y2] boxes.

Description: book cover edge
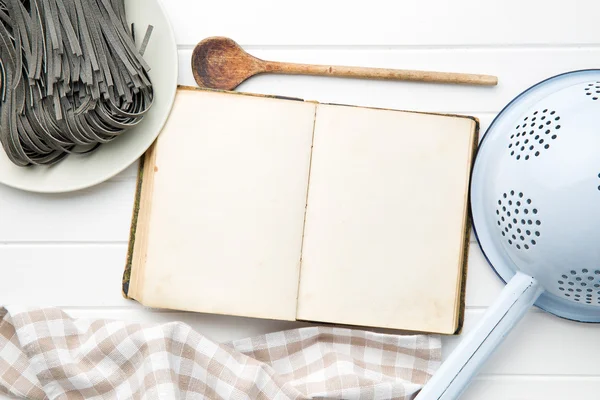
[[176, 86, 478, 123], [453, 116, 481, 336], [122, 155, 146, 299]]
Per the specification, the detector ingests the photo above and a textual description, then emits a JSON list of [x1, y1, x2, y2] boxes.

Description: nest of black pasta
[[0, 0, 153, 167]]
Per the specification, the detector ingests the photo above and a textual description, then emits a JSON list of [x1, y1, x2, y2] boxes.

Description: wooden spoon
[[192, 37, 498, 90]]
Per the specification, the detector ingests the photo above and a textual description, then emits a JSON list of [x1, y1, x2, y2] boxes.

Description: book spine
[[122, 155, 146, 299]]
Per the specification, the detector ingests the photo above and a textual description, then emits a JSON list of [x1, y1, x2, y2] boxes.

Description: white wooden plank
[[444, 308, 600, 376], [0, 117, 492, 244], [2, 377, 599, 400], [110, 163, 140, 181], [178, 48, 600, 113], [0, 245, 130, 307], [162, 0, 600, 46], [0, 246, 596, 375], [0, 246, 589, 374], [463, 376, 600, 400], [0, 175, 483, 244], [0, 240, 505, 308], [463, 244, 507, 307], [0, 181, 136, 243]]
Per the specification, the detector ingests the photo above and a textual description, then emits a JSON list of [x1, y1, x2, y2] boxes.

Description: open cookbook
[[122, 86, 479, 335]]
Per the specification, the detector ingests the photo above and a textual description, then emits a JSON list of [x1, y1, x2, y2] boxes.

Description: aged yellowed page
[[135, 89, 316, 321], [296, 104, 476, 334]]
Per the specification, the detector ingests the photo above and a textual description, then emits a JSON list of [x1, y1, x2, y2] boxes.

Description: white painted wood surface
[[2, 0, 600, 398]]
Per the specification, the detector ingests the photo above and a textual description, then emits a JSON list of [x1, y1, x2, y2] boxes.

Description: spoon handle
[[263, 60, 498, 86]]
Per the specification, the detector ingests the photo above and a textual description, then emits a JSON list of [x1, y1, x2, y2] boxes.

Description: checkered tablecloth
[[0, 306, 441, 399]]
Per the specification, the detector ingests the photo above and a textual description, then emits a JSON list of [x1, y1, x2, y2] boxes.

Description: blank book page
[[140, 89, 316, 321], [296, 104, 475, 334]]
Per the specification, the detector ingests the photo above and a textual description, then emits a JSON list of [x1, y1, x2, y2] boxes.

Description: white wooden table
[[2, 1, 600, 398]]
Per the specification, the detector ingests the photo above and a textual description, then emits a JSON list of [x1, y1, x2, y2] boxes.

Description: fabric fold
[[0, 307, 441, 399]]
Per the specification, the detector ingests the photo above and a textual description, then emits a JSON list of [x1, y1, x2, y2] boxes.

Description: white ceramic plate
[[0, 0, 178, 193]]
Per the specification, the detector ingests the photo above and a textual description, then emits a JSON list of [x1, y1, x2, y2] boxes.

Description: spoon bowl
[[192, 37, 263, 90]]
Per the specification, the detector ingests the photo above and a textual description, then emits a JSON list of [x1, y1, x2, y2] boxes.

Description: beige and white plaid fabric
[[0, 306, 441, 400]]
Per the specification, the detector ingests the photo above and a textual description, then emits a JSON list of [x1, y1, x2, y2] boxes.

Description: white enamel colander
[[416, 70, 600, 400]]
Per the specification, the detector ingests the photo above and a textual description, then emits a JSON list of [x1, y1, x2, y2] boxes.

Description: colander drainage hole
[[497, 192, 540, 250], [558, 268, 600, 304], [511, 109, 560, 159], [585, 82, 600, 100]]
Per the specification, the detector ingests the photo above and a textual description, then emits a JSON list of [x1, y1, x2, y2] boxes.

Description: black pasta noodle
[[0, 0, 153, 167]]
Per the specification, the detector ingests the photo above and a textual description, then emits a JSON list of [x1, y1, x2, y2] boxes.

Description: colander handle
[[415, 272, 544, 400]]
